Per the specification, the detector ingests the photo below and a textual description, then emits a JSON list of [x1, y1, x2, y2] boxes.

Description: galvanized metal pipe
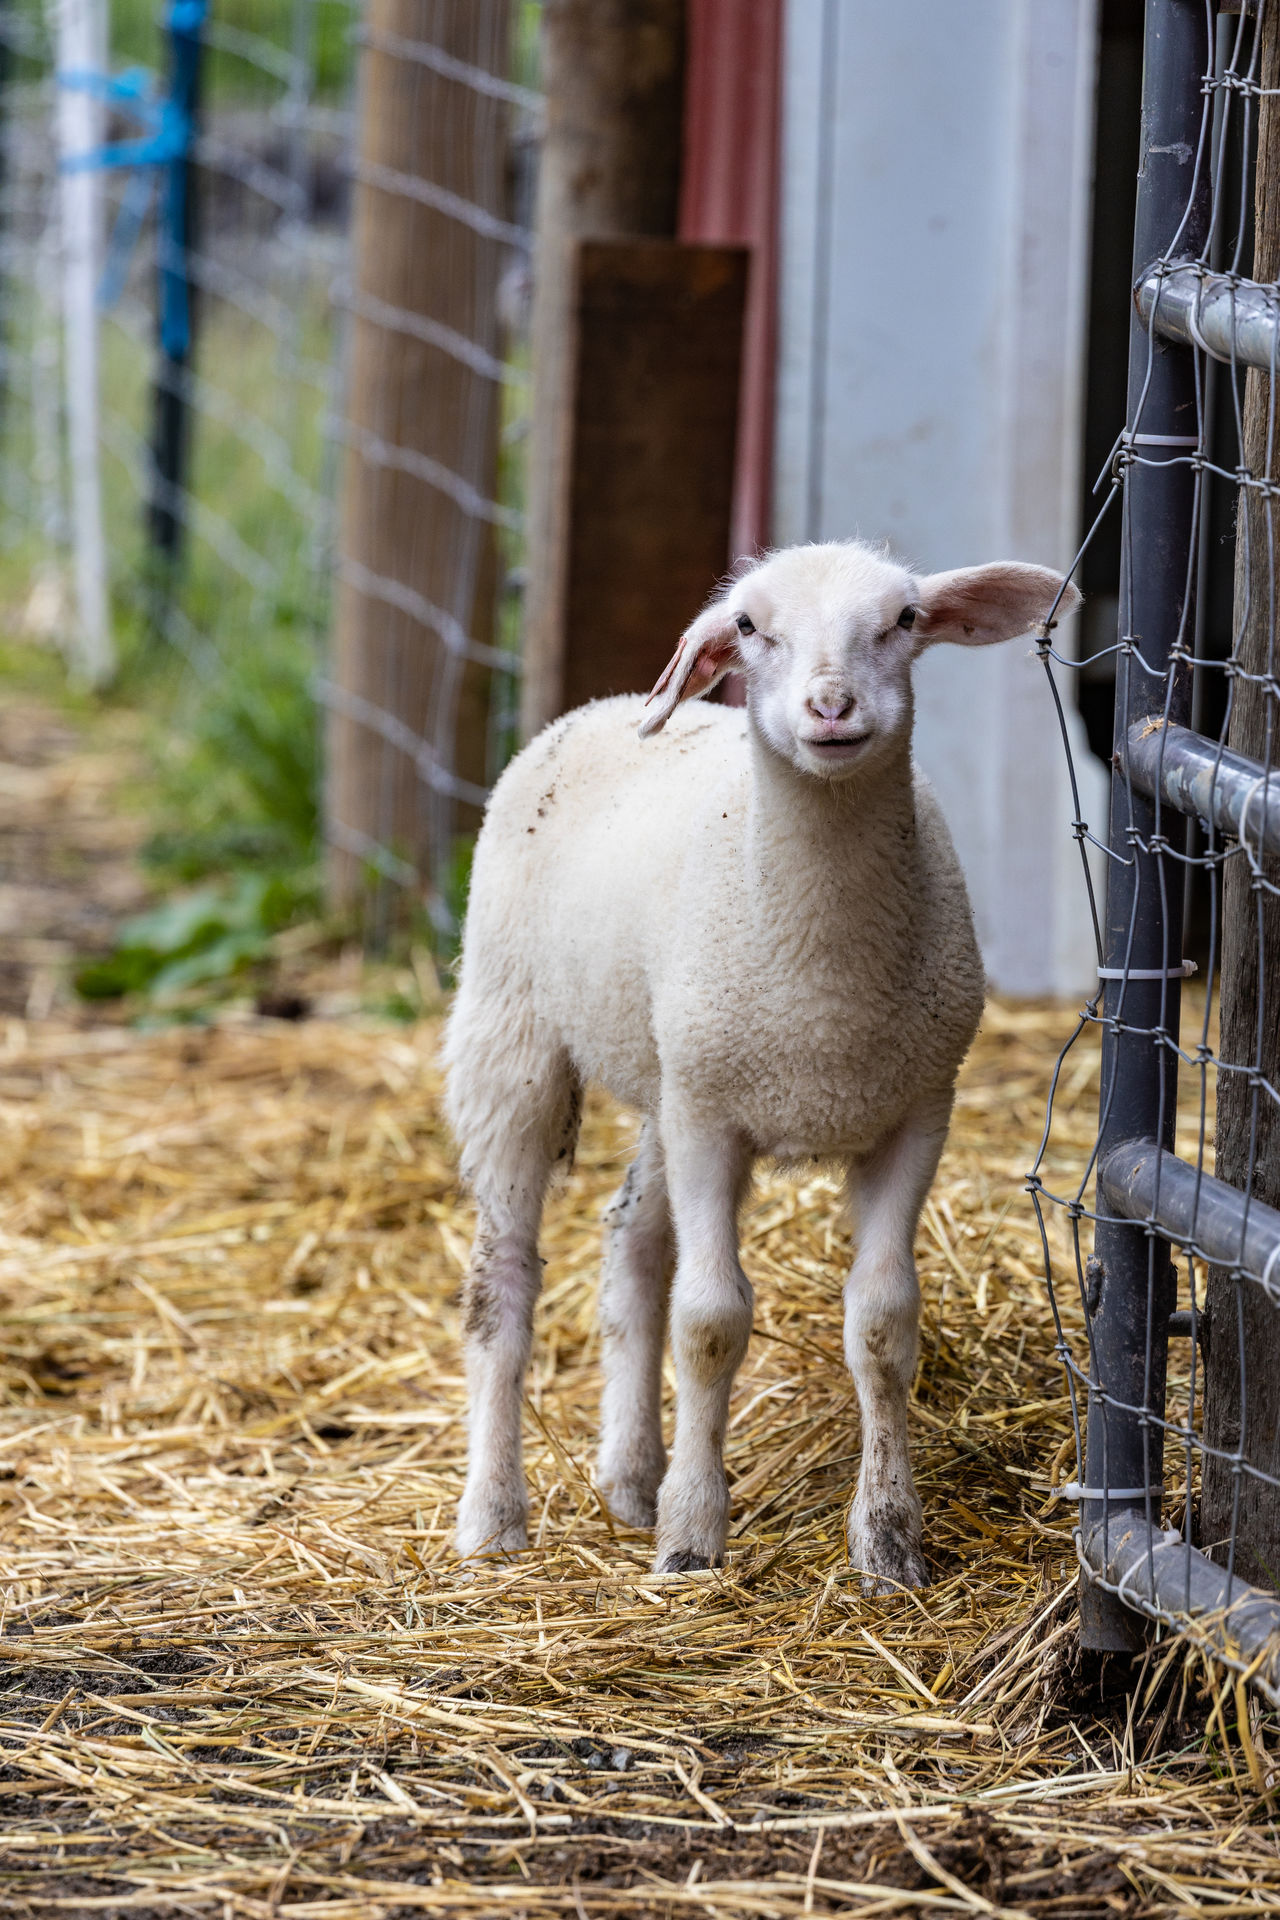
[[1084, 0, 1211, 1653], [1099, 1138, 1280, 1299], [1137, 262, 1280, 375], [1124, 720, 1280, 859], [1080, 1515, 1280, 1706]]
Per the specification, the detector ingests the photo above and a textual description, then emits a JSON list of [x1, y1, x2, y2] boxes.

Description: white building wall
[[775, 0, 1106, 996]]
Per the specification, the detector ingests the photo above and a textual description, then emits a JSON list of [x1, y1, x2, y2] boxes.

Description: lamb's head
[[639, 540, 1080, 780]]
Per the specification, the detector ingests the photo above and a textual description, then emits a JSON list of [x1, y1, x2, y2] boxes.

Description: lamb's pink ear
[[638, 603, 740, 738], [912, 563, 1081, 650]]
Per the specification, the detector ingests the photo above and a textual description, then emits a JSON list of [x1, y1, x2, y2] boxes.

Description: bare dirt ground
[[0, 701, 1274, 1916], [0, 700, 149, 1018]]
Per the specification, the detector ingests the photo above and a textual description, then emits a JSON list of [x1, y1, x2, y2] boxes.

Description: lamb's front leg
[[653, 1123, 753, 1573], [844, 1103, 949, 1593]]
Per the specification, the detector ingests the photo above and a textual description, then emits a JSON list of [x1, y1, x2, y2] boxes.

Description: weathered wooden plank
[[557, 237, 747, 716]]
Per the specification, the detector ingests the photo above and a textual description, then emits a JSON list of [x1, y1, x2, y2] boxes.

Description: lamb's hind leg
[[597, 1123, 673, 1529], [844, 1101, 950, 1594], [453, 1052, 580, 1559]]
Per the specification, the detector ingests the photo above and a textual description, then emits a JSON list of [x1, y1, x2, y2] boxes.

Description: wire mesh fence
[[0, 0, 539, 944], [1032, 0, 1280, 1694]]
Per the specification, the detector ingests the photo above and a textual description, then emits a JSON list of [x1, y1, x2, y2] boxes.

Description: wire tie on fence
[[1097, 961, 1197, 980], [1260, 1240, 1280, 1300], [1053, 1483, 1163, 1502], [1239, 771, 1277, 865], [1185, 280, 1217, 360], [1126, 431, 1201, 448]]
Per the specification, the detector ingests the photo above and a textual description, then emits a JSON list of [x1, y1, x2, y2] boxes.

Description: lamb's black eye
[[736, 613, 755, 636], [897, 605, 918, 631]]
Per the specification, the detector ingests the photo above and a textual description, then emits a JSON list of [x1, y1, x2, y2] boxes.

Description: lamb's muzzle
[[444, 538, 1080, 1587]]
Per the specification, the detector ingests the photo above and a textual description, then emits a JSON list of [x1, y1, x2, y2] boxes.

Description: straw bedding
[[0, 997, 1276, 1917]]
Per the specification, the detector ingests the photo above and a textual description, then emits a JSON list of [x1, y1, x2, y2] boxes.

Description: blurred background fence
[[0, 0, 540, 945], [323, 0, 539, 944]]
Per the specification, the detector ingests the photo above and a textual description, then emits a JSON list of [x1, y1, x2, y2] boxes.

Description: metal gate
[[1033, 0, 1280, 1697]]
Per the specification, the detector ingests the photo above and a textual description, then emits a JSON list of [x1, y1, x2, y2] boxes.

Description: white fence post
[[53, 0, 112, 685]]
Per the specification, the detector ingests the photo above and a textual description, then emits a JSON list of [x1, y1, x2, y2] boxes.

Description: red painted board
[[679, 0, 784, 565]]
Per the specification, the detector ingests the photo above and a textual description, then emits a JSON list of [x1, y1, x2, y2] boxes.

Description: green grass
[[11, 0, 356, 104], [97, 296, 332, 662]]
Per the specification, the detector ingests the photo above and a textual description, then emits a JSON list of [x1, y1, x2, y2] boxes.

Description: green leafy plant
[[75, 870, 313, 1002], [190, 650, 319, 854], [140, 646, 320, 876], [73, 646, 325, 1005]]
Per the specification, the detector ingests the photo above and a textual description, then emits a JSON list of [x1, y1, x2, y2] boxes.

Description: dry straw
[[0, 999, 1276, 1916]]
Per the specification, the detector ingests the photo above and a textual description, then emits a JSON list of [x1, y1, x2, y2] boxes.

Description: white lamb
[[444, 539, 1077, 1589]]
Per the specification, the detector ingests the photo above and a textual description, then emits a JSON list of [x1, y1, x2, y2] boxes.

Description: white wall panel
[[776, 0, 1106, 995]]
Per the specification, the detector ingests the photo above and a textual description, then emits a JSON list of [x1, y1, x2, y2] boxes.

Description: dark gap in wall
[[1079, 2, 1254, 965], [1077, 0, 1143, 765]]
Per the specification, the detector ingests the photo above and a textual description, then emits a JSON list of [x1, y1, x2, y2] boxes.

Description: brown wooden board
[[557, 238, 748, 715], [518, 1, 687, 741]]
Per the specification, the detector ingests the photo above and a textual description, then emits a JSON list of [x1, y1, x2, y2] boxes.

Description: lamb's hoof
[[848, 1507, 929, 1594], [654, 1547, 721, 1574], [455, 1487, 528, 1560], [600, 1479, 659, 1530], [859, 1561, 930, 1597], [654, 1474, 730, 1576], [598, 1453, 664, 1531]]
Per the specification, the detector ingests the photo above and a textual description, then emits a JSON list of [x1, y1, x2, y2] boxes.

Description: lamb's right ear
[[637, 603, 740, 738]]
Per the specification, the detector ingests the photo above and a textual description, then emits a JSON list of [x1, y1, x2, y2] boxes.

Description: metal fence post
[[1080, 0, 1211, 1652]]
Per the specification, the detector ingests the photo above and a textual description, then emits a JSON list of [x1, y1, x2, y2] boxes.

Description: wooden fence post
[[327, 0, 512, 934], [519, 0, 686, 741]]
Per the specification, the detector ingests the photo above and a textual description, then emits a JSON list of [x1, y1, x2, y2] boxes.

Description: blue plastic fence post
[[148, 0, 206, 559]]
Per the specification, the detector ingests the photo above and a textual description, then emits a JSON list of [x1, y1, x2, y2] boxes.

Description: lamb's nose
[[807, 692, 855, 723]]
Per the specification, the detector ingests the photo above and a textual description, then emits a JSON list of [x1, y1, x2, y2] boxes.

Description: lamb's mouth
[[800, 732, 873, 763]]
